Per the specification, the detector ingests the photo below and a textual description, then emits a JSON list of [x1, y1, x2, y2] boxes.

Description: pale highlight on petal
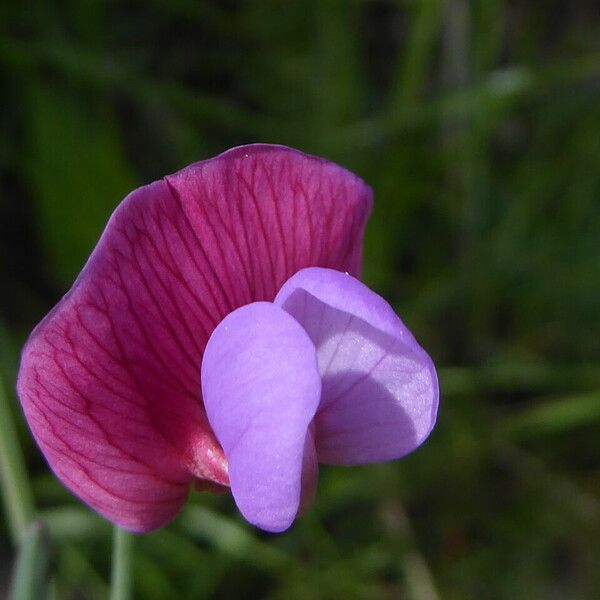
[[275, 268, 439, 465], [201, 302, 321, 532]]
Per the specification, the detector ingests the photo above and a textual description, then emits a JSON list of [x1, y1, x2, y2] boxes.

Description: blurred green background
[[1, 0, 599, 598]]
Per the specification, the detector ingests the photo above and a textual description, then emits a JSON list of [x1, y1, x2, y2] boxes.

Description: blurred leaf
[[139, 529, 228, 599], [325, 54, 600, 150], [40, 507, 110, 543], [134, 553, 178, 600], [24, 81, 137, 283], [312, 0, 364, 133], [439, 363, 600, 396], [32, 473, 73, 505], [501, 391, 600, 438], [472, 0, 505, 75], [388, 0, 444, 107], [178, 506, 292, 572], [56, 544, 108, 600]]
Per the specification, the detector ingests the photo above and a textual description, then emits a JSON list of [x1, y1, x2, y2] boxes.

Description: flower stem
[[0, 372, 35, 543], [110, 527, 134, 600]]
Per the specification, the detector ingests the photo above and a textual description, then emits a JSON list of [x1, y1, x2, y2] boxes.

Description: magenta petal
[[275, 268, 439, 465], [17, 145, 371, 531], [201, 302, 321, 532], [17, 179, 222, 532], [166, 144, 373, 302]]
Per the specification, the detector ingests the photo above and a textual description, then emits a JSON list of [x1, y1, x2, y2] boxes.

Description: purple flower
[[17, 144, 438, 533]]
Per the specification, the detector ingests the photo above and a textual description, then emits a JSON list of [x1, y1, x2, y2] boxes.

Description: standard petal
[[165, 144, 373, 302], [17, 145, 370, 531], [275, 268, 439, 465], [201, 302, 321, 532]]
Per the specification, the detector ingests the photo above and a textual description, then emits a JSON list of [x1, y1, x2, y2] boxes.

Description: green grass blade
[[389, 0, 444, 107], [9, 520, 50, 600], [0, 373, 35, 544]]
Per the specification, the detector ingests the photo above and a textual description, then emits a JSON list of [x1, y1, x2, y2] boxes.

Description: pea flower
[[17, 144, 438, 533]]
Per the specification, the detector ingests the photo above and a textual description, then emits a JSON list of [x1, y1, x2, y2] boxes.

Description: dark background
[[1, 1, 599, 598]]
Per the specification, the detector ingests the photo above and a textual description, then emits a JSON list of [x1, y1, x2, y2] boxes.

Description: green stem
[[110, 527, 133, 600], [10, 520, 50, 600], [0, 373, 35, 543]]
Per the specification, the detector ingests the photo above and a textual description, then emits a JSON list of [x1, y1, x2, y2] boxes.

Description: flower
[[17, 144, 438, 533]]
